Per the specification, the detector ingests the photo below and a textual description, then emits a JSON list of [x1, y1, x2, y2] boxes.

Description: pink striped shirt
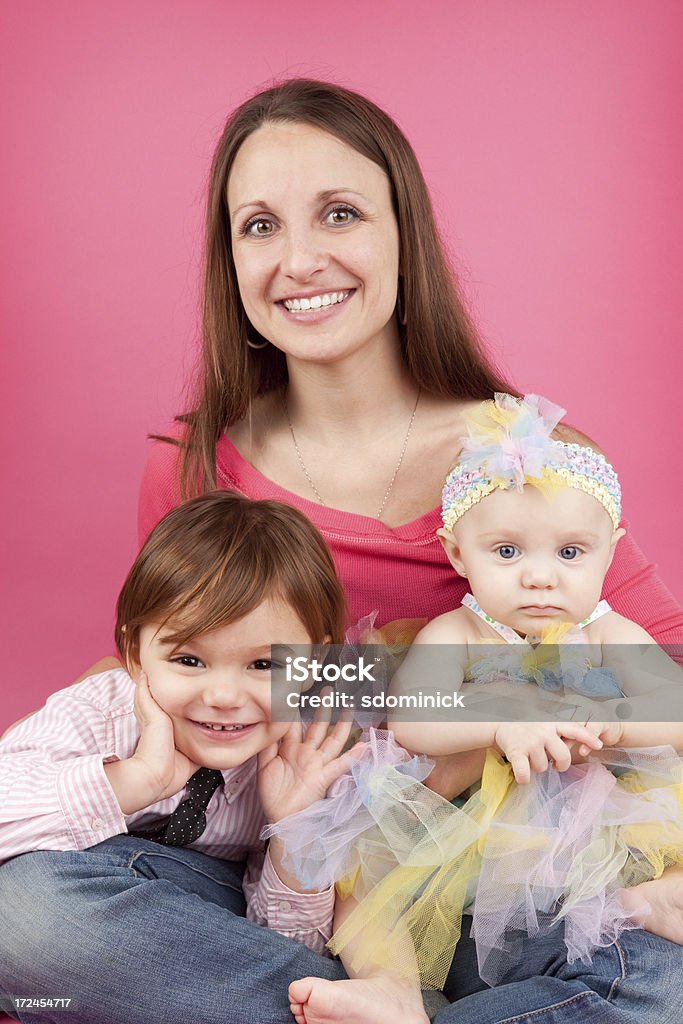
[[0, 669, 334, 953]]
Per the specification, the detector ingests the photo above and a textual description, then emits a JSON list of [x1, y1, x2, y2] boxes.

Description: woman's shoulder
[[138, 422, 187, 543]]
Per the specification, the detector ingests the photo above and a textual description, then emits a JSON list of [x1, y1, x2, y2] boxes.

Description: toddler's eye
[[244, 217, 275, 238], [324, 204, 361, 227], [559, 546, 580, 560], [496, 545, 519, 560], [250, 659, 274, 672], [171, 655, 203, 668]]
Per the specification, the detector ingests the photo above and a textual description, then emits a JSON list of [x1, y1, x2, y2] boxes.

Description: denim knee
[[0, 849, 138, 991]]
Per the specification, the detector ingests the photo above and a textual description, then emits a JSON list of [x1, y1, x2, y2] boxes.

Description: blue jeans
[[437, 916, 683, 1024], [0, 836, 682, 1024]]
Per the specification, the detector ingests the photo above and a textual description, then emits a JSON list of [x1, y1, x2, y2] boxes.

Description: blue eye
[[496, 545, 519, 560], [559, 546, 580, 560]]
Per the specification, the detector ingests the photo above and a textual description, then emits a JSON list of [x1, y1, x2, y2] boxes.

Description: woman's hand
[[104, 672, 199, 814], [494, 721, 604, 784]]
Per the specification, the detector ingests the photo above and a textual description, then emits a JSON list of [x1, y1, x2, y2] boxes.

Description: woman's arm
[[603, 525, 683, 648], [1, 658, 123, 742], [138, 432, 184, 545]]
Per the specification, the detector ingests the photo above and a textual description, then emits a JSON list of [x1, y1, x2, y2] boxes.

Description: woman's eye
[[559, 546, 580, 560], [324, 205, 360, 227], [171, 655, 203, 668], [243, 217, 276, 238], [496, 545, 519, 560]]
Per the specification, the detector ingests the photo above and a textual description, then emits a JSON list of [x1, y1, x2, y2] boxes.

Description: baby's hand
[[257, 700, 364, 824], [573, 720, 624, 757], [494, 721, 604, 784]]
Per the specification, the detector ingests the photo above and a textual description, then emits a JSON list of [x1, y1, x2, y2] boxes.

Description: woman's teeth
[[283, 291, 348, 312]]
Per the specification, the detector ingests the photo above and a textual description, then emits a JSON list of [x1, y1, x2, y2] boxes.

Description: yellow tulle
[[328, 752, 514, 988], [329, 748, 683, 989]]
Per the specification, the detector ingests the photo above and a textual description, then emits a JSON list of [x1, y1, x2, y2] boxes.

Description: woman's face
[[227, 121, 401, 367]]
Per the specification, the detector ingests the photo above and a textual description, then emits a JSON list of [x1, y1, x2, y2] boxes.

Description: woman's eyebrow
[[316, 188, 371, 203], [230, 200, 267, 223]]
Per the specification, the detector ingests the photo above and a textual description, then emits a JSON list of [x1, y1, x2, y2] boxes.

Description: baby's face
[[135, 598, 312, 770], [440, 485, 623, 635]]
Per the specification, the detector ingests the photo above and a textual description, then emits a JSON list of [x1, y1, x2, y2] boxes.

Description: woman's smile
[[278, 288, 355, 324]]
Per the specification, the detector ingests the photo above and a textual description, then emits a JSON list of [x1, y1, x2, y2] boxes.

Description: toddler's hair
[[115, 491, 347, 665]]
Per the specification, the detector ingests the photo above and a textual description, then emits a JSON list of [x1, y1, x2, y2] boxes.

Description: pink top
[[138, 430, 683, 648], [0, 669, 334, 953]]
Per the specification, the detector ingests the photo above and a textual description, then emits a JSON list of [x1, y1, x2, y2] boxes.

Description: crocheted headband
[[441, 393, 621, 531]]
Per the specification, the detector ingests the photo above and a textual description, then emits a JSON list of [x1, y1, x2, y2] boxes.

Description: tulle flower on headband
[[441, 393, 621, 530], [457, 394, 567, 488]]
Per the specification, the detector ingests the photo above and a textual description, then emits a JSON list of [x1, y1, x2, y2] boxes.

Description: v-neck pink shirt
[[138, 430, 683, 646]]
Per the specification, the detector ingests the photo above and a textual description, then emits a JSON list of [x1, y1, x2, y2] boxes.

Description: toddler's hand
[[130, 672, 199, 803], [494, 721, 604, 784], [257, 698, 364, 824]]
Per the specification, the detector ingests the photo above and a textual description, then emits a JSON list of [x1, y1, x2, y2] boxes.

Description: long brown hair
[[116, 491, 347, 666], [178, 78, 512, 496]]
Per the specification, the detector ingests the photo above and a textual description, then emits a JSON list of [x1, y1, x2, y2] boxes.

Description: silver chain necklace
[[284, 389, 421, 520]]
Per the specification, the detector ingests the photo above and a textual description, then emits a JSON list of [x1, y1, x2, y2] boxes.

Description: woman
[[2, 79, 682, 1024]]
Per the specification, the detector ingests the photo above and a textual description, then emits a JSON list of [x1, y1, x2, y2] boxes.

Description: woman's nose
[[279, 224, 329, 282]]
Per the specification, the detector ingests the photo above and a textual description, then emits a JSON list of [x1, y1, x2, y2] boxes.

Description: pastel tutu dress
[[264, 600, 683, 988]]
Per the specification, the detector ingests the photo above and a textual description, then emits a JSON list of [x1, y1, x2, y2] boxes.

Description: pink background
[[2, 0, 682, 731]]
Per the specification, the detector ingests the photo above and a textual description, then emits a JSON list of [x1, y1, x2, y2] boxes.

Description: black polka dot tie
[[130, 768, 224, 847]]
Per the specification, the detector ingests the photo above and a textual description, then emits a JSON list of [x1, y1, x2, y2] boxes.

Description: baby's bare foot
[[619, 867, 683, 945], [288, 976, 429, 1024]]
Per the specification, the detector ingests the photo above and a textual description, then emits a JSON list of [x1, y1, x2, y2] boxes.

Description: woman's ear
[[437, 528, 468, 576]]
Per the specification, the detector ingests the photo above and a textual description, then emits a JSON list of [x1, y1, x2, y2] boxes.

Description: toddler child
[[0, 491, 361, 1019]]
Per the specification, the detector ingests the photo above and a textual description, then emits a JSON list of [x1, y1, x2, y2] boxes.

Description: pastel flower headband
[[441, 393, 622, 530]]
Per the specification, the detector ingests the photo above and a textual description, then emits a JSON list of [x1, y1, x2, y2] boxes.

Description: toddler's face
[[135, 598, 313, 770], [439, 485, 624, 635]]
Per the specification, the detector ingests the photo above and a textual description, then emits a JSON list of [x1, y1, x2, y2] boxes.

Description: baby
[[284, 394, 683, 1022]]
